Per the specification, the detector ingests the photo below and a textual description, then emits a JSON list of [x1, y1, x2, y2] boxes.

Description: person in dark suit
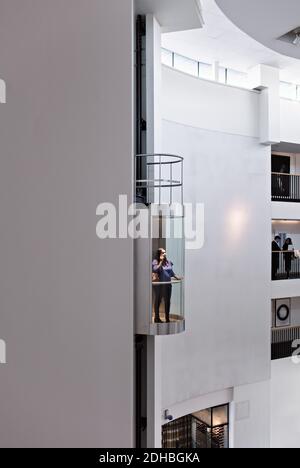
[[272, 236, 281, 280], [283, 238, 294, 279]]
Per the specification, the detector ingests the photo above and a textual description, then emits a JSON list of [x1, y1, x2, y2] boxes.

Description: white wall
[[271, 279, 300, 300], [161, 119, 271, 407], [162, 66, 260, 138], [272, 202, 300, 221], [160, 69, 271, 422], [0, 0, 134, 448], [162, 68, 300, 147], [232, 380, 271, 448], [280, 99, 300, 145], [271, 358, 300, 448], [161, 388, 233, 425]]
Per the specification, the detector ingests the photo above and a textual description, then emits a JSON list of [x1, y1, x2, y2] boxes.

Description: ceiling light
[[293, 33, 300, 46], [277, 27, 300, 46]]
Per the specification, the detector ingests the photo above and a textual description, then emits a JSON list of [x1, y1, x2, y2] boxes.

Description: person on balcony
[[283, 238, 294, 279], [152, 248, 180, 324], [272, 235, 281, 280]]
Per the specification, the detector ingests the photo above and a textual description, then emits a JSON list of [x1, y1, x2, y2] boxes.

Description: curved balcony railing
[[136, 153, 183, 205]]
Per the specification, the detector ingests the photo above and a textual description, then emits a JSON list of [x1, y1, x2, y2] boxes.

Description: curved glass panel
[[150, 211, 185, 335]]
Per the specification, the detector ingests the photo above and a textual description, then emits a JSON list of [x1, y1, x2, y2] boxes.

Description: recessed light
[[277, 27, 300, 46], [293, 33, 300, 46]]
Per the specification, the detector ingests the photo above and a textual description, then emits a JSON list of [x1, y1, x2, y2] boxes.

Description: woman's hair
[[155, 248, 168, 265], [285, 238, 292, 245]]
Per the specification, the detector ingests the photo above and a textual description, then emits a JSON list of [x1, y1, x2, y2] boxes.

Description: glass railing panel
[[150, 209, 185, 335]]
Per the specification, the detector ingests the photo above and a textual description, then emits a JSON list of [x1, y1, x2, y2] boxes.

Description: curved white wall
[[160, 68, 271, 449], [161, 121, 271, 408], [162, 66, 260, 138]]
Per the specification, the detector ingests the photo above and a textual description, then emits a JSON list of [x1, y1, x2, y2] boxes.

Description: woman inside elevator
[[152, 248, 181, 323]]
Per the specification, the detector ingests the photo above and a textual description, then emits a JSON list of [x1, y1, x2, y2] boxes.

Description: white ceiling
[[162, 0, 300, 82], [135, 0, 204, 33], [216, 0, 300, 60]]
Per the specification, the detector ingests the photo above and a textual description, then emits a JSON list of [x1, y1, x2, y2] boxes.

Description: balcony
[[272, 172, 300, 203], [272, 325, 300, 360], [272, 250, 300, 281]]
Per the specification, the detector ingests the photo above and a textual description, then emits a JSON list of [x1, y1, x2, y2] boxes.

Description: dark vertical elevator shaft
[[135, 15, 147, 204], [135, 14, 147, 448]]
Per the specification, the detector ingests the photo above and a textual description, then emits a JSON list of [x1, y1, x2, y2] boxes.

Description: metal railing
[[136, 153, 183, 205], [272, 250, 300, 280], [271, 325, 300, 360], [272, 172, 300, 202]]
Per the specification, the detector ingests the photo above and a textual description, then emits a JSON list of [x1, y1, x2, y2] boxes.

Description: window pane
[[162, 48, 173, 67], [173, 53, 198, 77], [198, 62, 213, 80], [193, 408, 212, 426], [280, 81, 297, 100], [212, 405, 228, 427]]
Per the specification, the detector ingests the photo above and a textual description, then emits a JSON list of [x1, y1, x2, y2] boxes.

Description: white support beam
[[248, 64, 280, 145]]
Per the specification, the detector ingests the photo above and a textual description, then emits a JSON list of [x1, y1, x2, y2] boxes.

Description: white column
[[146, 15, 162, 154], [248, 64, 280, 145], [145, 14, 163, 449], [213, 61, 220, 83]]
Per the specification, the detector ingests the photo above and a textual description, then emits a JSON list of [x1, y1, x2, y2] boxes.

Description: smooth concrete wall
[[161, 120, 271, 407], [280, 99, 300, 145], [271, 279, 300, 299], [271, 358, 300, 448], [162, 66, 260, 138], [0, 0, 134, 447], [160, 69, 271, 425], [272, 202, 300, 221], [232, 380, 271, 448]]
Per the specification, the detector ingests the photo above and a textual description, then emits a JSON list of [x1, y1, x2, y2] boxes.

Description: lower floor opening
[[162, 404, 229, 449]]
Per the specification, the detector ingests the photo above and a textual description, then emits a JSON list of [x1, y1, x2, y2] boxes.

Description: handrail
[[272, 171, 300, 177], [136, 153, 184, 205], [137, 153, 183, 162], [272, 250, 298, 253], [152, 279, 184, 286], [271, 324, 300, 332], [136, 178, 182, 188]]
